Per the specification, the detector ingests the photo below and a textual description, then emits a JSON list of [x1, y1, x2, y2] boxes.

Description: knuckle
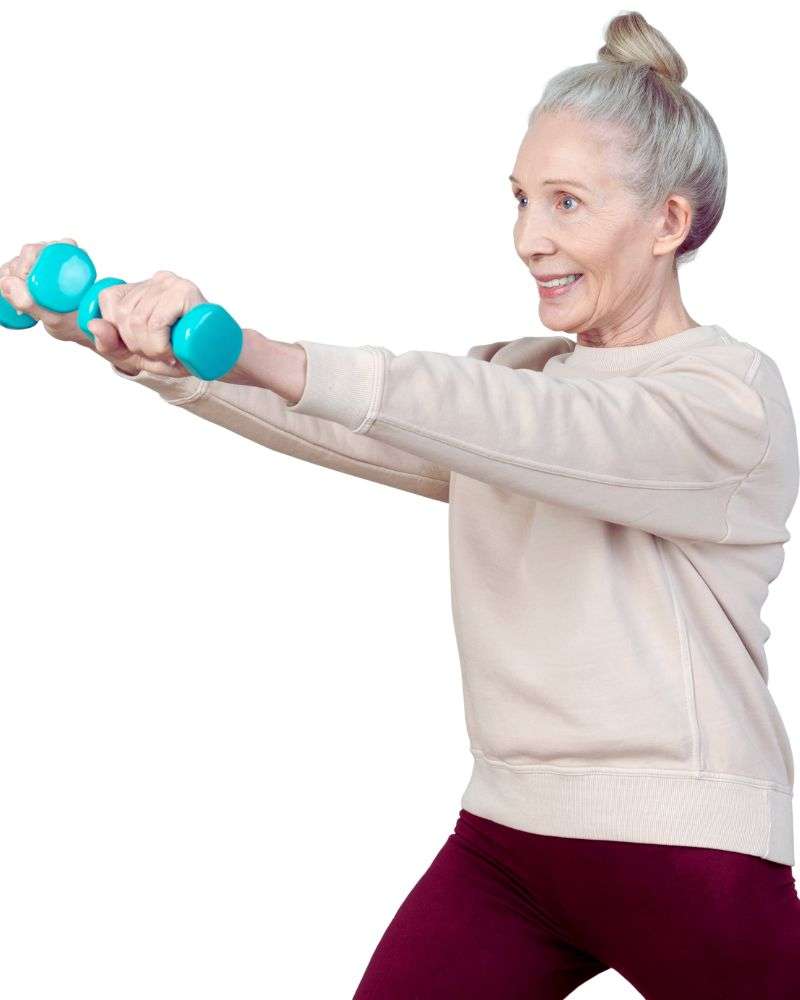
[[98, 286, 119, 314], [150, 311, 172, 330], [147, 343, 172, 362]]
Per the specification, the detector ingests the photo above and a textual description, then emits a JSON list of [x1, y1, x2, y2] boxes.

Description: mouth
[[536, 272, 584, 299]]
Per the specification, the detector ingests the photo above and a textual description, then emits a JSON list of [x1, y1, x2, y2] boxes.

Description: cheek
[[581, 223, 645, 282], [574, 234, 616, 276]]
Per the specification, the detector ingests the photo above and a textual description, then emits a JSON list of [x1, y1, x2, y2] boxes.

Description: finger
[[147, 282, 204, 361], [124, 285, 174, 363], [144, 299, 182, 363], [16, 243, 46, 280], [4, 255, 21, 279], [124, 288, 156, 352], [88, 318, 128, 355], [0, 275, 35, 311], [96, 283, 132, 339]]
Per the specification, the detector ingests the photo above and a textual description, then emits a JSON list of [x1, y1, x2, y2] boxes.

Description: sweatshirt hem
[[461, 751, 794, 865]]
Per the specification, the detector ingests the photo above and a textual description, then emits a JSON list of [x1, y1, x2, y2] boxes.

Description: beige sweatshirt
[[113, 323, 799, 864]]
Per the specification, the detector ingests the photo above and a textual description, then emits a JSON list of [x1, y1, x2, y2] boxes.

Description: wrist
[[219, 327, 306, 402]]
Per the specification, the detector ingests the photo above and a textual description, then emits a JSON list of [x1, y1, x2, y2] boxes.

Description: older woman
[[3, 10, 799, 998]]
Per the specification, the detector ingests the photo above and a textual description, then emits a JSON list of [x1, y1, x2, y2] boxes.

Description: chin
[[539, 315, 585, 335]]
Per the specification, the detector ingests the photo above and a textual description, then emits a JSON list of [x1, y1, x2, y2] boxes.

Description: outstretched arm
[[272, 337, 772, 543], [111, 329, 457, 502]]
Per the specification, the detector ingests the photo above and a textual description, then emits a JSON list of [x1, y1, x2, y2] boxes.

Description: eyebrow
[[508, 174, 591, 193]]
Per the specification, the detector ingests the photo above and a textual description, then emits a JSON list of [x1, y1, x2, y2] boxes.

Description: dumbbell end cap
[[171, 303, 243, 381], [28, 243, 97, 313]]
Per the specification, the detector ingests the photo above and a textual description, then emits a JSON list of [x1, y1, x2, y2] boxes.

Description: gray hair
[[529, 10, 727, 267]]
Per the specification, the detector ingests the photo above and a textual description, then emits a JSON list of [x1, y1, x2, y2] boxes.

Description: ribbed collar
[[559, 324, 724, 372]]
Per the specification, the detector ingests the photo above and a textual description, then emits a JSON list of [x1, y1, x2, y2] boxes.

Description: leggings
[[353, 808, 800, 999]]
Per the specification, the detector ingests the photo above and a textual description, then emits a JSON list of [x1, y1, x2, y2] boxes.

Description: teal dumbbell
[[0, 242, 243, 381]]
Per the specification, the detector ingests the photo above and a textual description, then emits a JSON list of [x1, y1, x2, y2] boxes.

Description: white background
[[1, 1, 797, 997]]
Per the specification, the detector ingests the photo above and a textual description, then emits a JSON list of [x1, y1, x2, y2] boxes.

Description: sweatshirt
[[113, 323, 799, 864]]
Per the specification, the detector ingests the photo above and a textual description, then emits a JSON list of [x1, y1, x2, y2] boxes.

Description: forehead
[[512, 112, 623, 188]]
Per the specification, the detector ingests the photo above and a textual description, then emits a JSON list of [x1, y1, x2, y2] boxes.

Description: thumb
[[87, 317, 127, 354]]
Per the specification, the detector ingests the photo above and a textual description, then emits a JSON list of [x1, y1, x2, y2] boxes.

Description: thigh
[[352, 826, 608, 1000], [560, 838, 800, 1000]]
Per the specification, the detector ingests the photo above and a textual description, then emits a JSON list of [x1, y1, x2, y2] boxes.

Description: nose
[[514, 202, 558, 263]]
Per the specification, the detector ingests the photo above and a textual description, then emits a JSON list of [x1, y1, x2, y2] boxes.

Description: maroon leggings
[[353, 808, 800, 999]]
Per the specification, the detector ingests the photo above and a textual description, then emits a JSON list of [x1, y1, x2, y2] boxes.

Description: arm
[[110, 330, 504, 503], [278, 339, 772, 543]]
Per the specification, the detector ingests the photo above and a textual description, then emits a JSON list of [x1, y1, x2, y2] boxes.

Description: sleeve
[[109, 364, 454, 502], [283, 340, 771, 543]]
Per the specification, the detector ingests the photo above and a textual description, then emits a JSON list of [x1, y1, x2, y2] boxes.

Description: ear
[[653, 193, 692, 258]]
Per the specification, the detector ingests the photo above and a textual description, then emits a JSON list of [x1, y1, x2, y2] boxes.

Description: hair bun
[[597, 10, 687, 85]]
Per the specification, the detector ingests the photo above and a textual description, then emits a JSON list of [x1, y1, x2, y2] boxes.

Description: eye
[[557, 193, 580, 212], [512, 190, 581, 212]]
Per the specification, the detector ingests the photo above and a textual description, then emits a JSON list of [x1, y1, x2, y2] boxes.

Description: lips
[[536, 273, 584, 298]]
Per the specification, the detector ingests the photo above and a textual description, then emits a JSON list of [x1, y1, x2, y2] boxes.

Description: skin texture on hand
[[87, 271, 199, 378], [1, 240, 307, 399], [109, 325, 306, 401], [0, 238, 89, 345]]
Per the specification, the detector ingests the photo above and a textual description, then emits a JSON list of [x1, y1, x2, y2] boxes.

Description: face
[[509, 111, 690, 342]]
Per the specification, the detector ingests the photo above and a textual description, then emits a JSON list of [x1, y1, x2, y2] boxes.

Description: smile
[[537, 273, 584, 299]]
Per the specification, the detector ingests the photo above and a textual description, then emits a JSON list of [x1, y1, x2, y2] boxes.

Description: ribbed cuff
[[285, 340, 389, 434], [111, 364, 209, 404]]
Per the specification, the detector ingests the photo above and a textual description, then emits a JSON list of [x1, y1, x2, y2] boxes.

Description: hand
[[90, 271, 204, 378], [0, 238, 86, 345]]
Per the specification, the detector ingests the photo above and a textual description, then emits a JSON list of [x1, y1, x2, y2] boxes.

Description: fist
[[91, 271, 206, 378], [0, 238, 86, 343]]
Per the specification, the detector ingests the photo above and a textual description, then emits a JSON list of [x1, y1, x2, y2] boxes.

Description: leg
[[353, 821, 608, 999], [548, 835, 800, 999]]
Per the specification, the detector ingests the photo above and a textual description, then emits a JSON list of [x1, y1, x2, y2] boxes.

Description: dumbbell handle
[[0, 243, 243, 382]]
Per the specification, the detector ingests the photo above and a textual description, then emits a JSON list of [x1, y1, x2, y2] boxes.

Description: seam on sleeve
[[744, 345, 764, 385], [719, 382, 771, 543], [369, 415, 741, 490], [358, 347, 769, 495], [353, 346, 389, 435]]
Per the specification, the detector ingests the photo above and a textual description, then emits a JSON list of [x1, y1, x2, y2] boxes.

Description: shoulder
[[685, 330, 791, 411]]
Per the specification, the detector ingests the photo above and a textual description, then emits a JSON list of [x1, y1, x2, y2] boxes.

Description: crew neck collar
[[561, 325, 723, 371]]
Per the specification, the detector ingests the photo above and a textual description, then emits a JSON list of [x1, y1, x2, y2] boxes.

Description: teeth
[[538, 273, 581, 288]]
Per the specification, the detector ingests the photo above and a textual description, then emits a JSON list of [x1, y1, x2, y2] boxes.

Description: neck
[[574, 287, 698, 348]]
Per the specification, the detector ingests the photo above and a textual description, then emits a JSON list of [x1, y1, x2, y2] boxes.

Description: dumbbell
[[0, 242, 243, 381]]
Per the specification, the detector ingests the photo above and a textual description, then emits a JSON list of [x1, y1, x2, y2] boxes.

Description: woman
[[2, 10, 799, 998]]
